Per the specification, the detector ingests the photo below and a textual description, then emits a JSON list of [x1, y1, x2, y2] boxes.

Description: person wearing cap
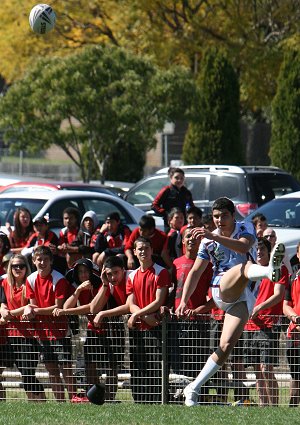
[[21, 216, 63, 273], [52, 258, 106, 402], [21, 216, 58, 257], [92, 212, 131, 269]]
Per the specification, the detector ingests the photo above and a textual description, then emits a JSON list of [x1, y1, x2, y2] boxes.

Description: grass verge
[[0, 402, 299, 425]]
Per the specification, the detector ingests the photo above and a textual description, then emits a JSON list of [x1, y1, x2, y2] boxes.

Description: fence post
[[161, 316, 168, 404]]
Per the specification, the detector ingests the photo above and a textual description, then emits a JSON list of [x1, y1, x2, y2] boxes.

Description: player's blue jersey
[[197, 221, 257, 284]]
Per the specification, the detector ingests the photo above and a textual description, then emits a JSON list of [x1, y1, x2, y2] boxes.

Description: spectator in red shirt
[[93, 212, 131, 269], [23, 246, 77, 402], [124, 215, 172, 270], [6, 207, 34, 254], [171, 227, 213, 402], [57, 207, 81, 269], [126, 236, 171, 403], [0, 232, 11, 277], [0, 254, 46, 401], [162, 207, 185, 262], [244, 237, 288, 406], [53, 258, 107, 402], [283, 241, 300, 407]]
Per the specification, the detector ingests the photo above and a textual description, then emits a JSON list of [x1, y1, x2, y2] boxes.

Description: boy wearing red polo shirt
[[124, 215, 172, 270], [172, 227, 213, 402], [244, 237, 288, 406], [23, 246, 76, 402], [126, 236, 171, 403], [57, 207, 81, 269]]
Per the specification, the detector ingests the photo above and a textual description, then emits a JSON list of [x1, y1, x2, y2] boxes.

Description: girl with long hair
[[0, 254, 45, 401]]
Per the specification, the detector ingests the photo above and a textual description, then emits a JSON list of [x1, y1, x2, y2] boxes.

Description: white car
[[0, 190, 145, 235], [245, 190, 300, 277]]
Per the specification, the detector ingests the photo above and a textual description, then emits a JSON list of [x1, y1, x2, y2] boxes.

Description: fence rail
[[0, 314, 297, 406]]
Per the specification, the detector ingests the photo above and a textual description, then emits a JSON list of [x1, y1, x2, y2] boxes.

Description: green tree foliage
[[182, 47, 243, 165], [1, 0, 300, 113], [0, 44, 194, 182], [270, 49, 300, 180]]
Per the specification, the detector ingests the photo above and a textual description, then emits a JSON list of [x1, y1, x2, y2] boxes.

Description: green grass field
[[0, 402, 299, 425]]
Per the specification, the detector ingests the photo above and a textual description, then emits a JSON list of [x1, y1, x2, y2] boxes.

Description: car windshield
[[0, 198, 47, 224], [126, 175, 207, 205], [246, 198, 300, 228]]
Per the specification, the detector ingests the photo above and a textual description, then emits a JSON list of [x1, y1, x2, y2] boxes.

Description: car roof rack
[[156, 165, 285, 174], [155, 165, 245, 174]]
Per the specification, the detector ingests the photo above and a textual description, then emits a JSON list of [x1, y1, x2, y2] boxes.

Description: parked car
[[0, 181, 126, 198], [125, 165, 300, 219], [245, 191, 300, 274], [0, 190, 144, 235], [0, 174, 21, 187]]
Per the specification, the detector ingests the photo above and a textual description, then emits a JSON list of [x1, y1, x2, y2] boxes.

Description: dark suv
[[124, 165, 300, 219]]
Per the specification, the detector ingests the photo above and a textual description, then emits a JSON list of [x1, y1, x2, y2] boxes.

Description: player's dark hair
[[139, 215, 156, 230], [212, 197, 235, 215]]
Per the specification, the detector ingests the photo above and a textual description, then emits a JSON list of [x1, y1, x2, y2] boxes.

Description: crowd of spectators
[[0, 168, 298, 407]]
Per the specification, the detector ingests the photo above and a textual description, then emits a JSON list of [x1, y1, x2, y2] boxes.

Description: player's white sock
[[247, 243, 285, 282], [189, 356, 220, 393], [247, 263, 269, 281]]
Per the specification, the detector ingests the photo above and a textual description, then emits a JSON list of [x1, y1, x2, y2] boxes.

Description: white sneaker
[[268, 243, 285, 282], [183, 384, 199, 407]]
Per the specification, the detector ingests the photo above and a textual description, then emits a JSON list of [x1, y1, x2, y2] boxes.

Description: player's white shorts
[[211, 276, 256, 316]]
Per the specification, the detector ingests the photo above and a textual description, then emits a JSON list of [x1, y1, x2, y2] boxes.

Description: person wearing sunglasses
[[0, 254, 46, 401]]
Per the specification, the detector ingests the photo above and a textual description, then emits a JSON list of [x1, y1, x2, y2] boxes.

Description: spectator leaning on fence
[[176, 197, 285, 407], [22, 245, 77, 402], [91, 256, 133, 401], [0, 254, 46, 401], [171, 226, 213, 403], [244, 237, 289, 406], [53, 258, 108, 402], [126, 236, 171, 403], [283, 241, 300, 407]]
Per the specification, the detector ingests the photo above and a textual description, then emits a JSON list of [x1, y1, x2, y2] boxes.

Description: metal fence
[[0, 314, 296, 406]]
